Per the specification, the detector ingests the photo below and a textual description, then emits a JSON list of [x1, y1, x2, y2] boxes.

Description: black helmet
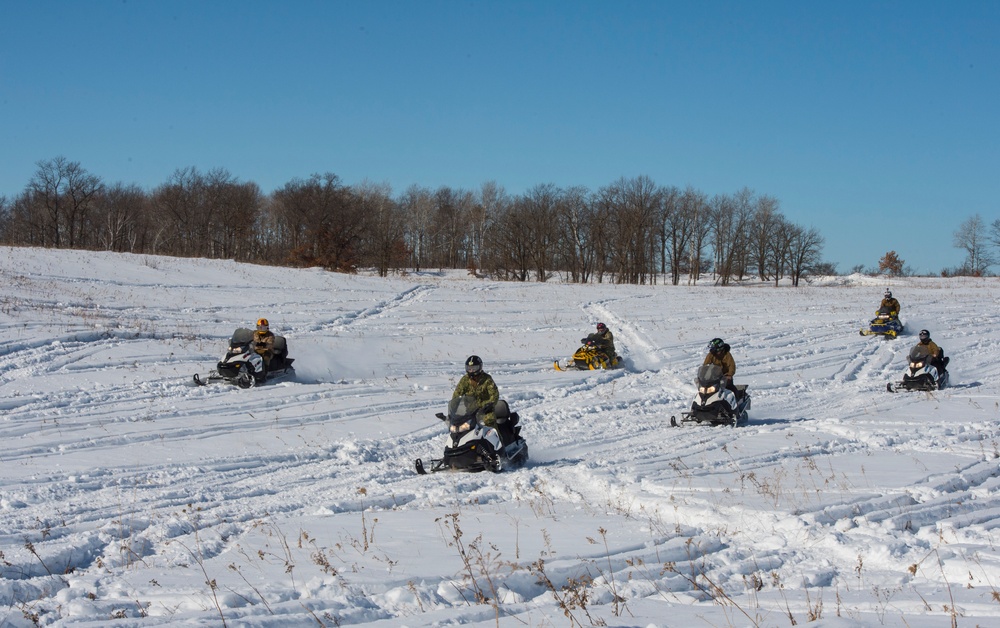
[[918, 329, 930, 341], [596, 322, 608, 333], [884, 289, 892, 298], [708, 338, 725, 355], [465, 355, 483, 374]]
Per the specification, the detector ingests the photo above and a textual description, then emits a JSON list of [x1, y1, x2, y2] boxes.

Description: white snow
[[2, 246, 999, 627]]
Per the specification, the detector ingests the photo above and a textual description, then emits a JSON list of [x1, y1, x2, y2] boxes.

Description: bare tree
[[489, 198, 533, 281], [554, 185, 595, 283], [26, 156, 103, 248], [953, 214, 994, 276], [355, 180, 405, 277], [272, 173, 362, 270], [787, 225, 824, 286], [658, 186, 691, 285], [523, 183, 561, 281], [96, 183, 148, 252], [151, 167, 206, 256], [596, 176, 660, 285], [399, 185, 435, 272], [203, 169, 262, 261], [750, 195, 781, 281], [682, 187, 711, 285], [0, 195, 9, 243], [709, 188, 755, 285], [430, 187, 475, 269], [768, 216, 796, 286], [473, 181, 507, 273]]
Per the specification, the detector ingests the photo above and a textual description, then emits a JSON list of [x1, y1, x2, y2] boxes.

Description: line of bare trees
[[949, 214, 1000, 277], [0, 157, 830, 285]]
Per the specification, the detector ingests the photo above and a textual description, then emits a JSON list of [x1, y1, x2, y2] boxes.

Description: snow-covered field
[[2, 246, 999, 628]]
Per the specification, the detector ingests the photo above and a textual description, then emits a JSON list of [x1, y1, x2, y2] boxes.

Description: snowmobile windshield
[[229, 328, 254, 349], [877, 306, 894, 316], [908, 345, 931, 362], [696, 364, 724, 387], [448, 395, 481, 420]]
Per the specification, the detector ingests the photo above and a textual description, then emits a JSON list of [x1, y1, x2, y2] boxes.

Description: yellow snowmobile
[[554, 339, 620, 371]]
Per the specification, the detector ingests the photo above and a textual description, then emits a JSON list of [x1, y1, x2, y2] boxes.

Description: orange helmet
[[256, 318, 269, 331]]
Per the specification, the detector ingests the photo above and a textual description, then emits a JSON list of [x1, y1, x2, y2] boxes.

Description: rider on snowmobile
[[252, 318, 275, 369], [916, 329, 949, 371], [452, 355, 500, 427], [583, 322, 616, 363], [880, 290, 901, 317], [703, 338, 740, 398]]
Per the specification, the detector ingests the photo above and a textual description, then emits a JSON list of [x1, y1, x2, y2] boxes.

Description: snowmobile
[[670, 363, 751, 428], [554, 338, 620, 371], [194, 328, 294, 388], [860, 305, 904, 338], [415, 396, 528, 474], [887, 344, 949, 392]]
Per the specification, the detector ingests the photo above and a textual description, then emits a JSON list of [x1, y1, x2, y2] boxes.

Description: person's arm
[[485, 377, 500, 405], [453, 376, 469, 398]]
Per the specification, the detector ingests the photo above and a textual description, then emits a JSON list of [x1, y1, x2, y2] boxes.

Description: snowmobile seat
[[494, 399, 510, 422], [273, 335, 288, 360], [493, 399, 519, 426]]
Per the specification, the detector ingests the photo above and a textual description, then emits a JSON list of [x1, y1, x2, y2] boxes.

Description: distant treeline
[[0, 156, 832, 286]]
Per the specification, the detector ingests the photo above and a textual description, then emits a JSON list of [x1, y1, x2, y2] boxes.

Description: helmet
[[919, 329, 930, 341], [465, 355, 483, 375], [884, 289, 892, 298], [596, 322, 608, 333], [708, 338, 725, 355], [256, 318, 269, 331]]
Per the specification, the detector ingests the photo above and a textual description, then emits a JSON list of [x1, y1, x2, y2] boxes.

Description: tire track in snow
[[301, 284, 434, 334], [582, 297, 667, 371]]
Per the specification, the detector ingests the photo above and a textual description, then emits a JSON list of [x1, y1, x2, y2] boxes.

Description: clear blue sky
[[2, 1, 997, 274]]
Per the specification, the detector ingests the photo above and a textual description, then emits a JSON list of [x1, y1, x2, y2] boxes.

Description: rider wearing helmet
[[917, 329, 949, 371], [452, 355, 500, 426], [252, 318, 275, 369], [880, 290, 901, 317], [583, 322, 616, 363], [703, 338, 738, 396]]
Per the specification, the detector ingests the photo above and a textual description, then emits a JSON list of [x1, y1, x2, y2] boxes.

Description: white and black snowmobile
[[194, 328, 294, 388], [670, 363, 751, 428], [887, 345, 949, 392], [415, 396, 528, 474]]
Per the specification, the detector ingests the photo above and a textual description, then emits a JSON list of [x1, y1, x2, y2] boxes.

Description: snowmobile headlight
[[910, 361, 924, 369], [699, 385, 717, 395], [450, 421, 472, 434]]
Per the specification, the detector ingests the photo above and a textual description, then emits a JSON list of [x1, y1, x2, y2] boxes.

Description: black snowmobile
[[415, 396, 528, 474], [670, 364, 751, 428], [887, 344, 949, 392], [194, 328, 294, 388]]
